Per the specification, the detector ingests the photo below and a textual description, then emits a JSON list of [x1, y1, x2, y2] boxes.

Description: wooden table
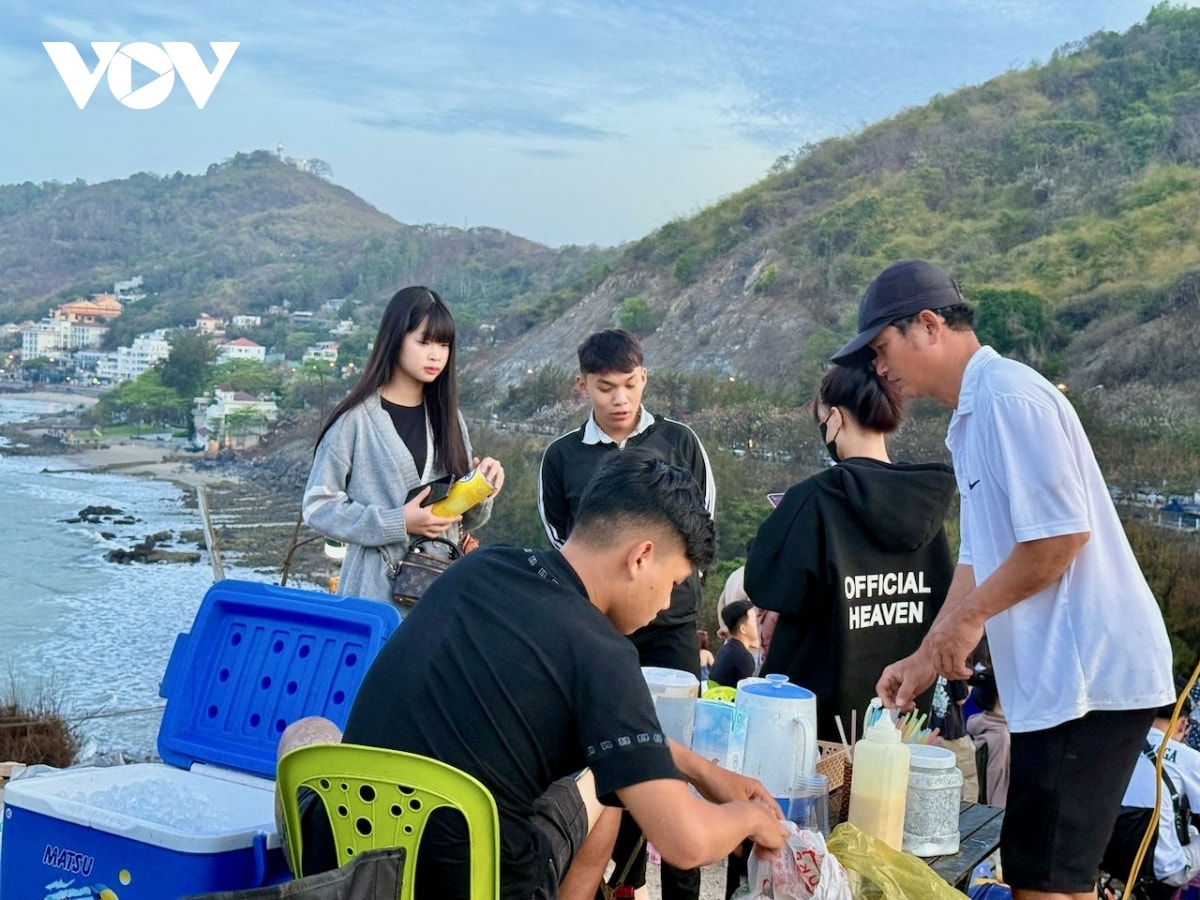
[[925, 802, 1005, 891]]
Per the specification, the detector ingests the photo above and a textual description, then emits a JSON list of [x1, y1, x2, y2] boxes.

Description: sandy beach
[[67, 439, 240, 491], [4, 388, 238, 491]]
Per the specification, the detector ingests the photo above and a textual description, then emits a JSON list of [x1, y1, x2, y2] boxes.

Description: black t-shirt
[[380, 396, 427, 476], [929, 677, 968, 741], [325, 545, 680, 900], [708, 640, 755, 688]]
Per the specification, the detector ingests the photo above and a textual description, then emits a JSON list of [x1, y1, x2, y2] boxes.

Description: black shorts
[[1001, 706, 1157, 893], [528, 775, 591, 899]]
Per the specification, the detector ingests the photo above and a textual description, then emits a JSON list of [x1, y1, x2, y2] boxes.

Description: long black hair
[[315, 286, 470, 476]]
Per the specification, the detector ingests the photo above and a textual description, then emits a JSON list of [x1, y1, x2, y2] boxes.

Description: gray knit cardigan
[[302, 392, 492, 603]]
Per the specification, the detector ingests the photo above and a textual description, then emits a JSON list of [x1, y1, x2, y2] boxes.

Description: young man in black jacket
[[538, 329, 715, 900]]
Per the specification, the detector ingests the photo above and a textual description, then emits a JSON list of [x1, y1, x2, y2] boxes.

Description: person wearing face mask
[[744, 363, 956, 743]]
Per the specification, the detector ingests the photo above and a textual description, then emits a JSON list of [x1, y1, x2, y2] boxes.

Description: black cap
[[830, 260, 963, 364], [721, 599, 754, 633]]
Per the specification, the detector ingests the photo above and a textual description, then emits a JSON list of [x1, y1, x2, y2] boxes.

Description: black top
[[708, 640, 755, 688], [331, 545, 680, 900], [380, 396, 427, 476], [930, 677, 969, 740], [746, 457, 956, 743], [539, 414, 711, 631]]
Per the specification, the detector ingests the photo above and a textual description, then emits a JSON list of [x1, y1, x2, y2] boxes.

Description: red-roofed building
[[216, 337, 266, 363]]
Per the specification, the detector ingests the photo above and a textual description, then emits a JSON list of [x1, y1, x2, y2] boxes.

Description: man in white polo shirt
[[833, 259, 1175, 900]]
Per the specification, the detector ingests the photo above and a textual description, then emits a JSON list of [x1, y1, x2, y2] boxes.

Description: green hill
[[0, 150, 613, 347], [475, 3, 1200, 435]]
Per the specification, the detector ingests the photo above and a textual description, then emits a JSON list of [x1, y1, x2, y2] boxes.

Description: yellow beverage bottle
[[847, 714, 910, 850], [429, 469, 493, 517]]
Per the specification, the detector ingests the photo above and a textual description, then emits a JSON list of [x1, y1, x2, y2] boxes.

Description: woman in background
[[303, 286, 503, 605], [697, 629, 715, 684], [746, 363, 955, 742]]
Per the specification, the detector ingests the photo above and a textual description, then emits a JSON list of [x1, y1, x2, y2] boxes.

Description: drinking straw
[[850, 708, 857, 746], [834, 714, 850, 754]]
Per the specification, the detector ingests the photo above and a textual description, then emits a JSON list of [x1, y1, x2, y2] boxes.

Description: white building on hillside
[[195, 314, 226, 334], [192, 388, 278, 449], [21, 294, 122, 359], [302, 341, 339, 364], [116, 330, 171, 382], [217, 337, 266, 363]]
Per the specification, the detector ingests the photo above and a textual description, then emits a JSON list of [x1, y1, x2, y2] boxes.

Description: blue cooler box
[[0, 579, 400, 900]]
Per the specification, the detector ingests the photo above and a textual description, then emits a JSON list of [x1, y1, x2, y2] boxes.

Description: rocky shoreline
[[1, 398, 332, 589]]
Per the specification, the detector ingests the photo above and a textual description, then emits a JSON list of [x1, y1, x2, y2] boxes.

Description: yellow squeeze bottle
[[847, 712, 911, 850], [429, 469, 493, 517]]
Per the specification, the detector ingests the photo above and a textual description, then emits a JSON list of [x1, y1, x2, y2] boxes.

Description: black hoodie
[[745, 457, 956, 743]]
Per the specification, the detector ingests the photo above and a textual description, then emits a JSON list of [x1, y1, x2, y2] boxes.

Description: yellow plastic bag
[[825, 823, 964, 900]]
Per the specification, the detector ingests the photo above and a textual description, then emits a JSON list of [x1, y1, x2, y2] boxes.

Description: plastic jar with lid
[[901, 744, 963, 856]]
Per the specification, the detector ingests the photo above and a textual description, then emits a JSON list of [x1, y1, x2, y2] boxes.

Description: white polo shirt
[[945, 347, 1173, 732]]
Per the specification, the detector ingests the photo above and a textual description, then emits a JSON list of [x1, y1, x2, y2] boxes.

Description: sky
[[0, 1, 1193, 248]]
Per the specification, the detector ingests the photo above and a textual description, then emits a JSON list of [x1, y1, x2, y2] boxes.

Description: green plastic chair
[[278, 743, 500, 900]]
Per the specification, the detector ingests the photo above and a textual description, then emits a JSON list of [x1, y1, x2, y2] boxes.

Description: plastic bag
[[825, 822, 964, 900], [745, 822, 852, 900]]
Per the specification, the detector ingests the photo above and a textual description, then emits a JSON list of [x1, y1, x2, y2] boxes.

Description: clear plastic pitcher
[[641, 666, 699, 746]]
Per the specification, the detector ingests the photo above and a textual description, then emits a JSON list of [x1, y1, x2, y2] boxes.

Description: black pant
[[602, 621, 702, 900]]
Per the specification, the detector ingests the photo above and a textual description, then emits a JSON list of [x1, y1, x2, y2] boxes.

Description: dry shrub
[[0, 682, 79, 768]]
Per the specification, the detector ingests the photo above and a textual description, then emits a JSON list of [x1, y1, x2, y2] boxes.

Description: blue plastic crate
[[0, 579, 400, 900], [157, 579, 402, 778]]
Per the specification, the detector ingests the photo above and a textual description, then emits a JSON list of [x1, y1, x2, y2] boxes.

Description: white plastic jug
[[735, 673, 817, 804], [641, 666, 700, 746], [847, 715, 911, 851]]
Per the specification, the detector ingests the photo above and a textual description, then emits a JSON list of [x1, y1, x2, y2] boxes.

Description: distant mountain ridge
[[0, 150, 612, 346]]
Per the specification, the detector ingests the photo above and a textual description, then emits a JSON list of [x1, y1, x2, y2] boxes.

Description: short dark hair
[[721, 599, 754, 633], [577, 329, 643, 375], [1156, 679, 1194, 720], [893, 303, 975, 335], [572, 449, 714, 569], [815, 362, 903, 433]]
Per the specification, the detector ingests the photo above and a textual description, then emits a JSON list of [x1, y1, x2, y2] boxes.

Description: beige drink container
[[847, 715, 910, 850], [429, 469, 493, 517]]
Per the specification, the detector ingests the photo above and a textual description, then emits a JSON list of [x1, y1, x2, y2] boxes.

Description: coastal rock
[[103, 531, 199, 565]]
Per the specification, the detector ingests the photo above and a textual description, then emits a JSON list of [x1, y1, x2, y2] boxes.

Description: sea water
[[0, 396, 270, 759]]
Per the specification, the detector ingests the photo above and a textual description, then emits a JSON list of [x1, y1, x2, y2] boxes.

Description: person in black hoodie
[[745, 362, 955, 744]]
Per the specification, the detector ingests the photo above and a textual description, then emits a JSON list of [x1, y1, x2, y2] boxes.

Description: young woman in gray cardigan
[[303, 286, 504, 605]]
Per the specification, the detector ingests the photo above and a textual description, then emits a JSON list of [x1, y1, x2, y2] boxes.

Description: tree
[[101, 370, 187, 427], [208, 359, 285, 396], [160, 330, 218, 400], [617, 296, 661, 335], [974, 289, 1051, 364], [21, 356, 55, 383]]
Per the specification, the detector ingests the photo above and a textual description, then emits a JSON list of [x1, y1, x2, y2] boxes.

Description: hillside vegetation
[[474, 2, 1200, 437], [0, 150, 614, 346]]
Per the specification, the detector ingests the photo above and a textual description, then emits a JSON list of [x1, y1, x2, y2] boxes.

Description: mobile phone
[[405, 476, 453, 507]]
